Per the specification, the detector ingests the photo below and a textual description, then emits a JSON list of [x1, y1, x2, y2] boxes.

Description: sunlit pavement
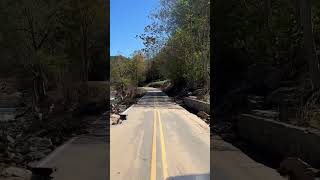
[[111, 88, 210, 180]]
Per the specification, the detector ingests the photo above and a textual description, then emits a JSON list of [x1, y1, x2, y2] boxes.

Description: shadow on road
[[232, 140, 284, 169], [166, 173, 210, 180], [134, 90, 183, 109], [72, 115, 109, 144]]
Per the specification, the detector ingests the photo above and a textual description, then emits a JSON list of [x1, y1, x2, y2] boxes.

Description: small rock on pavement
[[111, 114, 120, 125], [1, 166, 32, 180], [197, 111, 210, 119]]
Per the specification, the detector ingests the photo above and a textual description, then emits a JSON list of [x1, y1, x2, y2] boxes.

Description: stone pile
[[0, 110, 56, 169]]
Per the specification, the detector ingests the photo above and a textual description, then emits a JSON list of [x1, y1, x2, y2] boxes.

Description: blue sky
[[110, 0, 159, 57]]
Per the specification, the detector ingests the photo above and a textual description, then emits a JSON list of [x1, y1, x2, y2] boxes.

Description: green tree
[[130, 52, 146, 86], [140, 0, 210, 90]]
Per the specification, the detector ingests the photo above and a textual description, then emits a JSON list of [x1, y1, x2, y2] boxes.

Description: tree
[[139, 0, 210, 90], [130, 52, 146, 86], [300, 0, 320, 89], [0, 0, 107, 109]]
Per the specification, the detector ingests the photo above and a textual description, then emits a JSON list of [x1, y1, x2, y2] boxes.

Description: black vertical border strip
[[106, 0, 110, 179], [210, 0, 214, 179], [211, 0, 230, 177]]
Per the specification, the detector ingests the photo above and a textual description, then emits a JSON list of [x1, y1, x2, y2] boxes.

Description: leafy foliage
[[0, 0, 107, 106], [140, 0, 210, 90], [110, 53, 146, 95]]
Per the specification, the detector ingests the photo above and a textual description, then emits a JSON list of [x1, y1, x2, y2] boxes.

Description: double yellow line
[[150, 109, 168, 180]]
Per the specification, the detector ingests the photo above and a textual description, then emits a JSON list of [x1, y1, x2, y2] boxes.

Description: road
[[211, 136, 285, 180], [36, 87, 285, 180], [36, 115, 109, 180], [111, 88, 210, 180], [111, 87, 286, 180]]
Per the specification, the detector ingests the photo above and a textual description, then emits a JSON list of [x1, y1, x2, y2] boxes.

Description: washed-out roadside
[[0, 79, 109, 180], [110, 87, 147, 125]]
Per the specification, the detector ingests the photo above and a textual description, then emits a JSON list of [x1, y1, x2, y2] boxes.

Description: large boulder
[[1, 166, 32, 180]]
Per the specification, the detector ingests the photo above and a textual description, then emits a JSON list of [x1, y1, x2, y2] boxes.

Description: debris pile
[[110, 96, 127, 125], [197, 111, 210, 124], [0, 114, 56, 166], [0, 105, 86, 173], [110, 88, 146, 125], [0, 166, 32, 180]]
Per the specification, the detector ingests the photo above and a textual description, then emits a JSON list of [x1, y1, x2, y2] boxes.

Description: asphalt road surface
[[36, 116, 109, 180], [211, 136, 285, 180], [36, 87, 285, 180], [111, 88, 210, 180]]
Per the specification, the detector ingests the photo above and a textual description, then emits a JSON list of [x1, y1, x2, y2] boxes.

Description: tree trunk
[[82, 29, 89, 82], [32, 63, 47, 105], [300, 0, 320, 89], [295, 0, 302, 29], [265, 0, 271, 28]]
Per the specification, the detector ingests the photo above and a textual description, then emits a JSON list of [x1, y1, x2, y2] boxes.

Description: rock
[[6, 135, 15, 144], [26, 151, 45, 160], [118, 105, 126, 113], [176, 99, 183, 105], [110, 114, 120, 125], [6, 152, 23, 163], [251, 109, 279, 119], [278, 157, 320, 180], [197, 111, 210, 119], [1, 166, 32, 179], [247, 95, 264, 109], [12, 153, 23, 163], [41, 148, 52, 154], [14, 143, 29, 154], [28, 137, 52, 151], [29, 146, 37, 152], [192, 89, 207, 96]]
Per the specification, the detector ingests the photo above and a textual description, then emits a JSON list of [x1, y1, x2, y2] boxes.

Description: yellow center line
[[155, 94, 158, 106], [150, 110, 157, 180], [158, 110, 169, 179]]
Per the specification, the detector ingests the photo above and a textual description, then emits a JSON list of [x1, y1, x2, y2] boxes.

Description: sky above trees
[[110, 0, 159, 57]]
